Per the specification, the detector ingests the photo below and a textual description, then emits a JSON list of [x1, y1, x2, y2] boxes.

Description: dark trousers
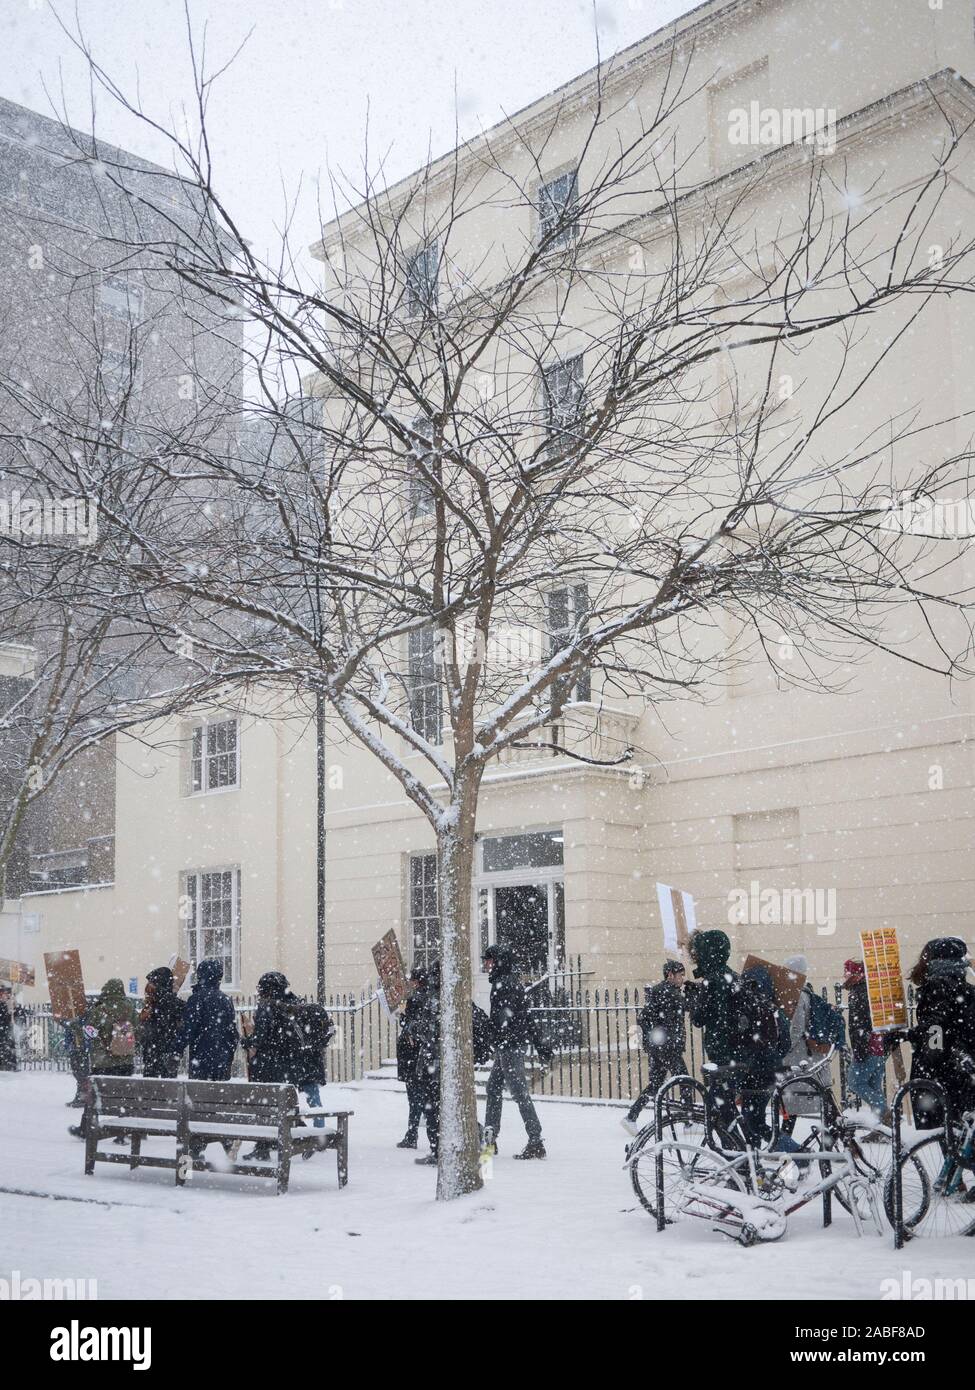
[[485, 1047, 542, 1142], [627, 1052, 692, 1122], [707, 1074, 771, 1147], [415, 1070, 439, 1153], [404, 1074, 424, 1139]]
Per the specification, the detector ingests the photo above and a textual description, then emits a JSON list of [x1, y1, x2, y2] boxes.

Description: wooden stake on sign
[[656, 883, 696, 957], [371, 930, 408, 1012], [43, 950, 86, 1021]]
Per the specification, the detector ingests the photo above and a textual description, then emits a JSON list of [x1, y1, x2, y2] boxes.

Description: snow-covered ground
[[1, 1070, 968, 1300]]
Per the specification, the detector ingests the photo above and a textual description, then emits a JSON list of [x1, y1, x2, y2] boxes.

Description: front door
[[494, 882, 549, 977]]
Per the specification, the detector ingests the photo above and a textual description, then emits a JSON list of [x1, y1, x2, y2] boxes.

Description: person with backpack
[[685, 930, 740, 1133], [68, 979, 137, 1140], [622, 960, 691, 1136], [396, 967, 428, 1149], [894, 938, 975, 1130], [283, 985, 335, 1129], [481, 943, 545, 1160], [841, 958, 889, 1123], [241, 971, 303, 1162], [733, 963, 793, 1145], [137, 966, 186, 1078], [182, 958, 239, 1081]]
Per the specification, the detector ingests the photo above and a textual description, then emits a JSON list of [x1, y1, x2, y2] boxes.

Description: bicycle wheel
[[653, 1140, 761, 1235], [883, 1134, 975, 1238], [830, 1126, 889, 1219], [628, 1109, 737, 1218]]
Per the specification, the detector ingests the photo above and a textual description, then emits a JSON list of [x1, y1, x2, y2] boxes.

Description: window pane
[[482, 830, 564, 873]]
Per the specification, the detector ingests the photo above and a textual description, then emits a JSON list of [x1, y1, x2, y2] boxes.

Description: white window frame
[[408, 416, 436, 518], [180, 865, 241, 989], [408, 852, 440, 970], [407, 628, 443, 744], [536, 167, 579, 247], [187, 717, 240, 795], [404, 240, 439, 317], [546, 581, 591, 704], [541, 353, 585, 452]]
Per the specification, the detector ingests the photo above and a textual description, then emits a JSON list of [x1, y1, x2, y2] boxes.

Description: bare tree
[[4, 30, 975, 1196]]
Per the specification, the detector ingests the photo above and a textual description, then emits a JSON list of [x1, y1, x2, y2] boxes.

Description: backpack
[[805, 988, 846, 1048], [735, 977, 784, 1056], [109, 1019, 135, 1058], [292, 1002, 335, 1053]]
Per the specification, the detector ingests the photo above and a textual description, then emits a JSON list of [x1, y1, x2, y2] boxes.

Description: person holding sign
[[621, 961, 690, 1136], [891, 938, 975, 1131], [841, 959, 889, 1122]]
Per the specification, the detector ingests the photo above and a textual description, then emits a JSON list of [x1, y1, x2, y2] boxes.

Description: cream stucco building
[[17, 0, 975, 1006]]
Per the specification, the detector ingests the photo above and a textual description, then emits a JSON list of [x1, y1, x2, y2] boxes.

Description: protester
[[481, 944, 545, 1159], [396, 967, 428, 1149], [734, 963, 792, 1146], [841, 958, 889, 1124], [241, 971, 303, 1161], [622, 960, 690, 1136], [182, 958, 239, 1081], [897, 937, 975, 1130], [63, 1011, 92, 1106], [68, 979, 137, 1139], [283, 984, 335, 1130], [402, 961, 442, 1165], [137, 967, 186, 1078], [685, 930, 739, 1133], [0, 982, 16, 1071]]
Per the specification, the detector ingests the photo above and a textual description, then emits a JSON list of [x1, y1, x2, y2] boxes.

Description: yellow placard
[[859, 928, 908, 1030]]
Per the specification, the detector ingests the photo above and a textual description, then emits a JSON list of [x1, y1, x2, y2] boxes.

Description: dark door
[[494, 883, 548, 977]]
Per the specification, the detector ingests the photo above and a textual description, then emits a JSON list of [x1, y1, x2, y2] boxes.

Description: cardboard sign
[[0, 958, 35, 987], [44, 950, 86, 1022], [742, 954, 806, 1021], [371, 930, 408, 1012], [860, 928, 908, 1030], [656, 883, 696, 954], [169, 957, 192, 991]]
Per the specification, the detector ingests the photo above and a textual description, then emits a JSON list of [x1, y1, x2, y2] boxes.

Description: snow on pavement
[[0, 1071, 969, 1300]]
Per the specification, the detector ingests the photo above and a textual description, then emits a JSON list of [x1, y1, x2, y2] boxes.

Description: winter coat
[[138, 971, 186, 1078], [638, 981, 686, 1058], [845, 978, 883, 1064], [487, 946, 533, 1050], [85, 980, 137, 1073], [0, 1000, 16, 1070], [284, 992, 333, 1086], [397, 989, 424, 1082], [734, 965, 790, 1090], [908, 958, 975, 1128], [687, 930, 739, 1067], [182, 960, 239, 1081], [246, 996, 304, 1084]]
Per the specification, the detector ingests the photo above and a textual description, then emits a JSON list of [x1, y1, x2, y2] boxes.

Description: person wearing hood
[[396, 967, 429, 1149], [0, 982, 17, 1071], [734, 963, 792, 1146], [686, 930, 738, 1066], [181, 958, 239, 1082], [241, 971, 305, 1162], [137, 967, 186, 1078], [403, 961, 443, 1165], [841, 958, 888, 1122], [898, 938, 975, 1130], [482, 944, 545, 1160], [68, 979, 137, 1140]]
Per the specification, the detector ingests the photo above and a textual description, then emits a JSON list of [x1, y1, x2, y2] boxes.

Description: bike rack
[[652, 1073, 712, 1234], [889, 1077, 960, 1250], [770, 1071, 838, 1230]]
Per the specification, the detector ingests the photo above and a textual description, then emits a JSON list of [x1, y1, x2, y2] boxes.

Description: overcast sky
[[0, 0, 699, 261]]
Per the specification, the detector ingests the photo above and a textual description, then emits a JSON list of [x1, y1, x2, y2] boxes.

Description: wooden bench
[[83, 1075, 352, 1194]]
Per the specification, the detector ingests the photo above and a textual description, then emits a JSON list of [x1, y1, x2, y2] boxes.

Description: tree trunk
[[435, 776, 482, 1199]]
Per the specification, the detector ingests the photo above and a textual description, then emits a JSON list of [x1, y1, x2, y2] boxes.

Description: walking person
[[180, 957, 239, 1161], [407, 961, 442, 1165], [63, 1011, 91, 1107], [68, 979, 137, 1139], [841, 958, 889, 1125], [137, 966, 186, 1078], [0, 981, 17, 1071], [481, 944, 545, 1160], [685, 930, 740, 1135], [621, 960, 690, 1136], [898, 938, 975, 1130], [396, 967, 428, 1149], [240, 971, 303, 1162], [283, 984, 335, 1129]]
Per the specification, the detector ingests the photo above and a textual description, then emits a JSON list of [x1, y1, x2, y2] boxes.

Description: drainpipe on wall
[[316, 694, 327, 1003]]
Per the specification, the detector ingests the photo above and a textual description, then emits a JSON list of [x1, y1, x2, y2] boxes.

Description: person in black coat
[[396, 968, 428, 1148], [283, 986, 334, 1128], [623, 961, 690, 1133], [241, 971, 304, 1161], [402, 962, 442, 1164], [138, 967, 186, 1078], [482, 944, 545, 1159], [900, 937, 975, 1130], [0, 983, 16, 1071], [181, 958, 239, 1081]]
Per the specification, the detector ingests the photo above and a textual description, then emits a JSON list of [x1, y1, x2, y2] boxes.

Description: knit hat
[[663, 959, 685, 977], [784, 955, 808, 977], [843, 958, 865, 980]]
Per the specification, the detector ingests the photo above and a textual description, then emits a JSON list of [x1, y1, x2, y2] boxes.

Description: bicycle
[[886, 1103, 975, 1239]]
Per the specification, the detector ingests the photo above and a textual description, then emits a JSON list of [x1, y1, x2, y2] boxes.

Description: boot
[[414, 1152, 438, 1165], [242, 1143, 273, 1163], [68, 1124, 85, 1139], [396, 1133, 418, 1149], [514, 1139, 546, 1160]]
